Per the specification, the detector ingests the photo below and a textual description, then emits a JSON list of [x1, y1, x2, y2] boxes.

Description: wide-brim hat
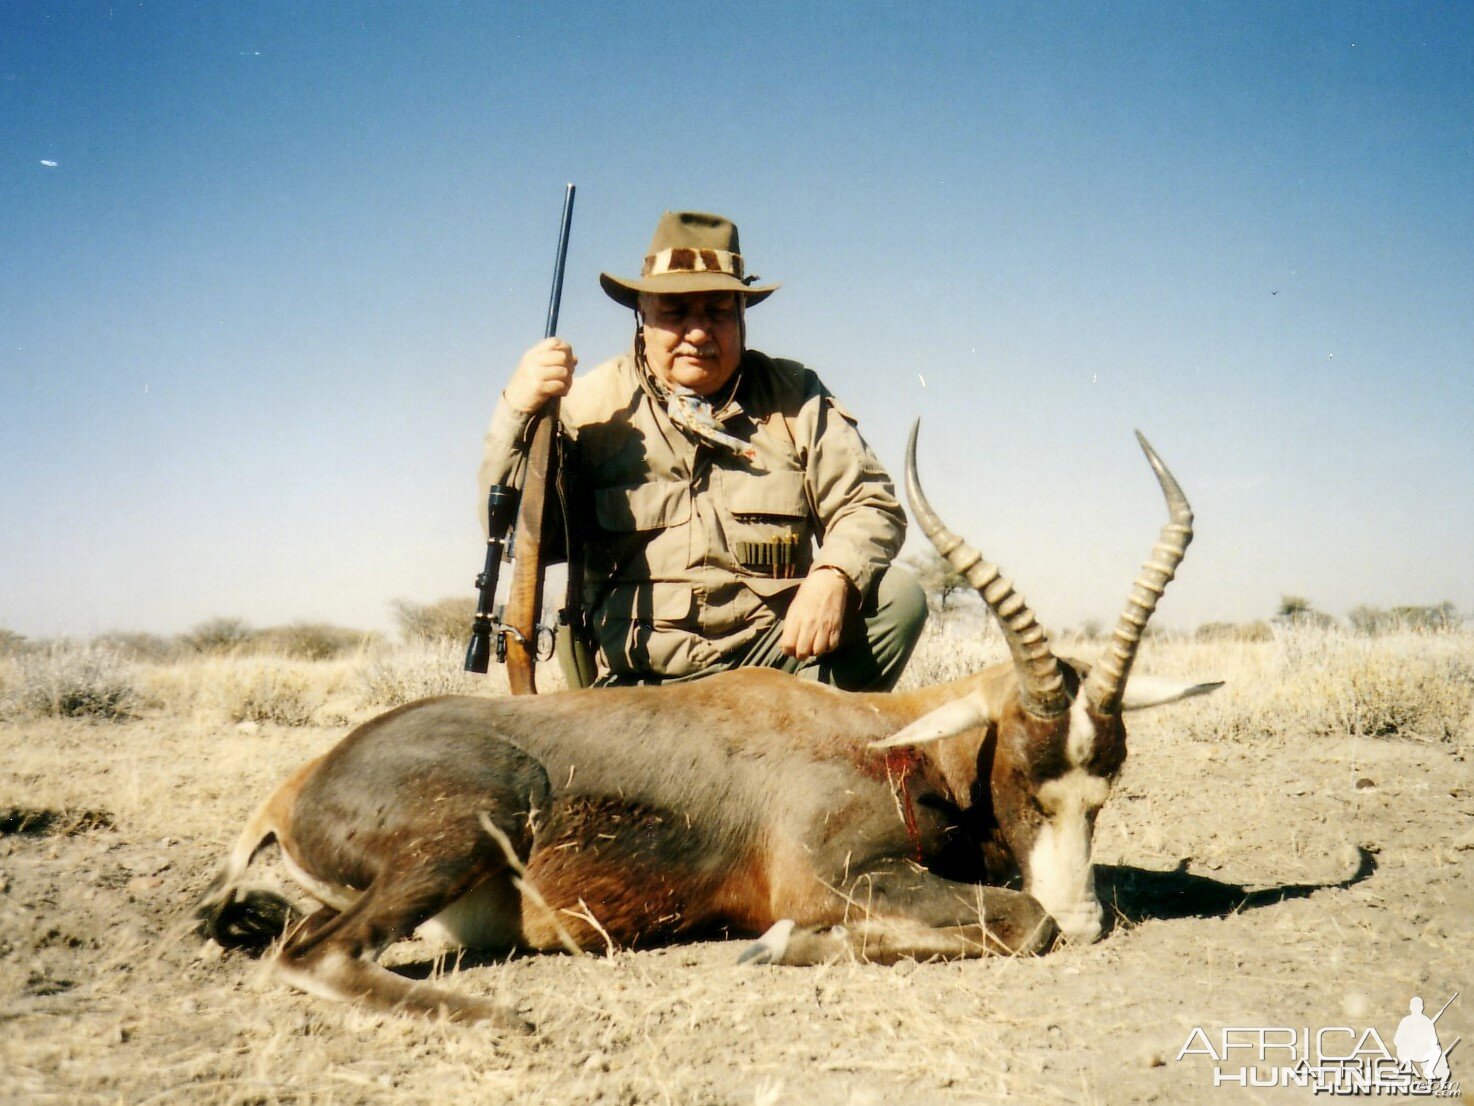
[[600, 210, 781, 310]]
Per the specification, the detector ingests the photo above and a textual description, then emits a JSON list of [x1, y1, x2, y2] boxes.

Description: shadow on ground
[[0, 806, 114, 836], [1098, 847, 1377, 925]]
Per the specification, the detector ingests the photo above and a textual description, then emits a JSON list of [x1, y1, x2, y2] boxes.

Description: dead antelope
[[198, 425, 1220, 1024]]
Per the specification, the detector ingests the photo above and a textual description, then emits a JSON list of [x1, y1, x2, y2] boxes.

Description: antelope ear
[[1120, 677, 1224, 711], [869, 693, 991, 750]]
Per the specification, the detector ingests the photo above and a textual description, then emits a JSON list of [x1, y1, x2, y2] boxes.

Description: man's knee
[[819, 566, 928, 692], [873, 566, 929, 646]]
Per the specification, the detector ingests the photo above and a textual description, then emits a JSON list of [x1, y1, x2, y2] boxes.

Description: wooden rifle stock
[[504, 183, 576, 695], [503, 404, 556, 694]]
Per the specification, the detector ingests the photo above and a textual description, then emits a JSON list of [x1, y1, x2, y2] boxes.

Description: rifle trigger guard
[[535, 624, 557, 661]]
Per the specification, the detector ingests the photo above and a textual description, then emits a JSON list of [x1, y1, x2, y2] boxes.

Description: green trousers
[[558, 567, 928, 693]]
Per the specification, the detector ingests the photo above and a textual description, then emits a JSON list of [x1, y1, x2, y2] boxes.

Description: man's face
[[638, 292, 743, 396]]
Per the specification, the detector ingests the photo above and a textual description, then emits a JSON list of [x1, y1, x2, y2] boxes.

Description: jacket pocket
[[594, 481, 691, 532], [594, 582, 697, 678], [720, 468, 811, 579], [597, 582, 694, 624], [724, 468, 808, 522], [737, 576, 804, 599]]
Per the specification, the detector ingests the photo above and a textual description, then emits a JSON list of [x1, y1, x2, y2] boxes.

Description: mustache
[[675, 343, 720, 359]]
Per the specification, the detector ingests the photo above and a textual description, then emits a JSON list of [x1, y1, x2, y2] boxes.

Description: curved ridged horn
[[1083, 431, 1194, 715], [905, 421, 1067, 718]]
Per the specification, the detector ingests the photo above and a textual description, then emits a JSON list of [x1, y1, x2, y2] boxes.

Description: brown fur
[[198, 664, 1116, 1023]]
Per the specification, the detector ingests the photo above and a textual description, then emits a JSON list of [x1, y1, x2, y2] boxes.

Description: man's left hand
[[781, 568, 852, 661]]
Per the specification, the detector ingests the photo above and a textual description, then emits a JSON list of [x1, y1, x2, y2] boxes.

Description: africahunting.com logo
[[1176, 992, 1461, 1096]]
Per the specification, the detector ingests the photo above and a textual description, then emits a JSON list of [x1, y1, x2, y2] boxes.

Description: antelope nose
[[1052, 903, 1104, 944]]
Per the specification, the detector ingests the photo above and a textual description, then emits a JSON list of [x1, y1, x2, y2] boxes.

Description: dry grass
[[0, 642, 141, 721], [6, 622, 1468, 745], [905, 619, 1474, 746], [139, 655, 362, 728], [357, 638, 515, 707], [1131, 627, 1474, 744], [0, 624, 1470, 1104]]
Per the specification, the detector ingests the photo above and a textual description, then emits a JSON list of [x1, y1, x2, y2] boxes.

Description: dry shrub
[[392, 597, 478, 643], [357, 638, 502, 707], [216, 658, 336, 726], [177, 616, 255, 654], [251, 622, 379, 660], [140, 655, 356, 727], [0, 642, 140, 720], [1297, 631, 1474, 740], [895, 608, 1004, 690], [92, 630, 177, 661], [1131, 636, 1290, 744], [133, 640, 501, 726], [1139, 627, 1474, 744], [1194, 620, 1274, 642]]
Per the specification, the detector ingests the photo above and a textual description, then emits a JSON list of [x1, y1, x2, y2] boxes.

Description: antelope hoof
[[738, 919, 797, 965]]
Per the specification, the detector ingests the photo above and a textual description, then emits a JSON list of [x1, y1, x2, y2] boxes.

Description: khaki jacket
[[479, 350, 905, 679]]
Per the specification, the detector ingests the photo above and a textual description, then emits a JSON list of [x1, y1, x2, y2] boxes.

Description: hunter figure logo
[[1395, 997, 1453, 1084], [1176, 991, 1462, 1095]]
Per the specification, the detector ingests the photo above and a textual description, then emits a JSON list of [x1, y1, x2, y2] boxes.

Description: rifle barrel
[[544, 183, 576, 339], [1431, 992, 1459, 1023], [504, 184, 577, 694]]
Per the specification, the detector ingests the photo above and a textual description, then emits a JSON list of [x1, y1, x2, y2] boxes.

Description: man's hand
[[505, 338, 577, 414], [781, 567, 852, 661]]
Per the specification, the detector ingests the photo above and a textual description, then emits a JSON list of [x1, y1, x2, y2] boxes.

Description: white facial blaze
[[1065, 694, 1096, 768], [1026, 768, 1110, 943]]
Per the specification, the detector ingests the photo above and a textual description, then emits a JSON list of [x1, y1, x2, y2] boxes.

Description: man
[[480, 210, 925, 689]]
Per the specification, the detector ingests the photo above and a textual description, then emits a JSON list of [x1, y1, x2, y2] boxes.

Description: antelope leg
[[740, 882, 1057, 966]]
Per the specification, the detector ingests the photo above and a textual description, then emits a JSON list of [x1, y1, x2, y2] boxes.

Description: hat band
[[642, 247, 744, 280]]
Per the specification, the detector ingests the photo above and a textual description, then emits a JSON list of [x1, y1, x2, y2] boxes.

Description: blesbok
[[198, 425, 1220, 1025]]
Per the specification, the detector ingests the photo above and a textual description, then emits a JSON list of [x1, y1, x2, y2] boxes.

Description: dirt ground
[[1, 697, 1470, 1105]]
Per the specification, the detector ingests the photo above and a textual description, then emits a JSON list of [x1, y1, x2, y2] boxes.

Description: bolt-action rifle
[[464, 183, 576, 692]]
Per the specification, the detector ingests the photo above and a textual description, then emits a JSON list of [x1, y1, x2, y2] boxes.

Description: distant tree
[[1349, 602, 1460, 635], [1275, 595, 1335, 629], [1348, 605, 1392, 635], [254, 622, 379, 659], [94, 631, 176, 661], [1195, 620, 1276, 642], [0, 628, 27, 656], [904, 550, 969, 617], [1078, 618, 1104, 641], [178, 617, 255, 653], [1237, 620, 1275, 642], [392, 597, 478, 643], [1277, 595, 1311, 620], [1390, 602, 1460, 632]]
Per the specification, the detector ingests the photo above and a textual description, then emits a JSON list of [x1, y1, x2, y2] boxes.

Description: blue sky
[[3, 2, 1471, 639]]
